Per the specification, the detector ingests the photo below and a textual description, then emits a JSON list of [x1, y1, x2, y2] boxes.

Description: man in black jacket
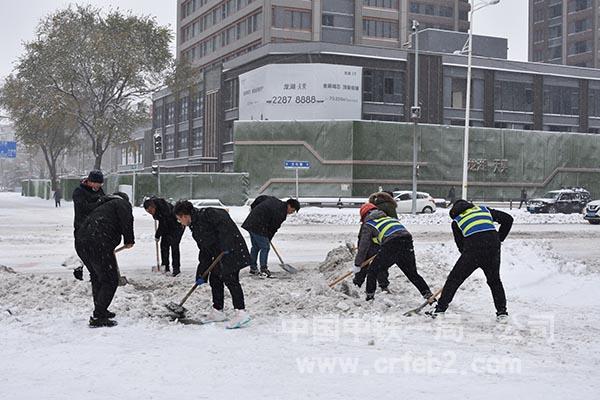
[[75, 192, 135, 328], [174, 201, 252, 328], [429, 199, 514, 322], [144, 197, 184, 276], [241, 196, 300, 277], [71, 170, 110, 281]]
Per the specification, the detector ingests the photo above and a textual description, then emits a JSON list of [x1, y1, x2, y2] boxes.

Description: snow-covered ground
[[1, 193, 599, 399]]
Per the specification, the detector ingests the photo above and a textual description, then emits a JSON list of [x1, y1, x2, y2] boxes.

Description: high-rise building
[[529, 0, 598, 68], [178, 0, 470, 69]]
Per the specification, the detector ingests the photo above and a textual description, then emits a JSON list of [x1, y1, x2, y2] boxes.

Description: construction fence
[[233, 120, 600, 201]]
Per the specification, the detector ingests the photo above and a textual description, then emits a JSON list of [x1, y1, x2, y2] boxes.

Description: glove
[[73, 266, 83, 281], [352, 265, 362, 274], [195, 276, 206, 286]]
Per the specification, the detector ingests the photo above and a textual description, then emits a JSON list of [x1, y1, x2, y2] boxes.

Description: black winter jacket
[[151, 198, 183, 241], [449, 200, 513, 253], [72, 181, 106, 233], [189, 207, 251, 276], [75, 197, 135, 249], [241, 196, 288, 239]]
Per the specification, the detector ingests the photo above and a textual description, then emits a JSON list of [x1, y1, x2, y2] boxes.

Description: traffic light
[[151, 163, 159, 177], [153, 132, 163, 155]]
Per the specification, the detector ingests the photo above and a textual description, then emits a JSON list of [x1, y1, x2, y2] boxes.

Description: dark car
[[527, 188, 591, 214]]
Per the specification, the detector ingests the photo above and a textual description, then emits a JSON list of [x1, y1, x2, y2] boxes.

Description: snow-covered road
[[1, 193, 599, 399]]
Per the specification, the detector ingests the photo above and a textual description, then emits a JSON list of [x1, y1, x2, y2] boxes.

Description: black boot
[[260, 266, 272, 278], [106, 310, 116, 318], [89, 316, 118, 328], [172, 268, 181, 277], [366, 292, 375, 301]]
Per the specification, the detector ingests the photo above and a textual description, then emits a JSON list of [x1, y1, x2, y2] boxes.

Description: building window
[[322, 14, 334, 27], [533, 8, 545, 22], [569, 0, 591, 12], [120, 147, 127, 166], [224, 79, 239, 109], [589, 88, 600, 117], [153, 104, 162, 128], [363, 0, 398, 9], [192, 127, 204, 150], [548, 45, 562, 59], [451, 78, 467, 109], [548, 25, 562, 39], [165, 133, 175, 152], [363, 19, 398, 39], [178, 130, 188, 150], [543, 85, 579, 115], [568, 40, 591, 55], [165, 102, 175, 125], [179, 96, 189, 121], [191, 92, 204, 119], [137, 144, 143, 164], [363, 69, 404, 103], [494, 80, 533, 112], [549, 4, 562, 19], [533, 29, 544, 43], [273, 7, 311, 31]]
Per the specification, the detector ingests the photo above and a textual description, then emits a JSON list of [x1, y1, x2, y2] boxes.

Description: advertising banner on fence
[[238, 63, 362, 121]]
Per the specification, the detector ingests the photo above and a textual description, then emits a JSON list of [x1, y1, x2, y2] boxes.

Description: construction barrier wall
[[22, 173, 249, 206], [234, 121, 600, 201]]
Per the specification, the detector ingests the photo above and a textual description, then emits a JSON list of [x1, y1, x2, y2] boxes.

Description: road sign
[[284, 160, 310, 169], [0, 141, 16, 158]]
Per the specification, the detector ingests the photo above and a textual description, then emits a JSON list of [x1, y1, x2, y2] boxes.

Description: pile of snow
[[284, 206, 588, 225]]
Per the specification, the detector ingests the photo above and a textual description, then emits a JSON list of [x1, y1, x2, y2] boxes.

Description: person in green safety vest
[[428, 199, 514, 323], [353, 203, 433, 302]]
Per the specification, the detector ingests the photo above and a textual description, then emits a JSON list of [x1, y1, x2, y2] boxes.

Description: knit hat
[[359, 202, 378, 222], [88, 170, 104, 184]]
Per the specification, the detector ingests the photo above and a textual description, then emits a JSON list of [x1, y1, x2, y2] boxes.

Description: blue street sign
[[0, 141, 16, 158], [284, 160, 310, 169]]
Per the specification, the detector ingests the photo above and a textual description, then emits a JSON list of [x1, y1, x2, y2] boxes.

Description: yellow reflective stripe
[[457, 211, 492, 228], [463, 219, 493, 234], [459, 206, 481, 218]]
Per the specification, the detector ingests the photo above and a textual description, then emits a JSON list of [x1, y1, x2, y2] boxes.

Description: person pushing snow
[[428, 200, 513, 322], [174, 200, 251, 329], [353, 203, 433, 302]]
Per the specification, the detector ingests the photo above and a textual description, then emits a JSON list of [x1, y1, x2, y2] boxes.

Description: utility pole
[[410, 20, 421, 215]]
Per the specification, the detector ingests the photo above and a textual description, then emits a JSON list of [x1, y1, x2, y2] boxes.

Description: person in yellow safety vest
[[354, 203, 433, 301], [429, 199, 513, 322]]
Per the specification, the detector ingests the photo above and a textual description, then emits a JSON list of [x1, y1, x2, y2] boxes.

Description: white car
[[190, 199, 229, 212], [393, 191, 437, 214]]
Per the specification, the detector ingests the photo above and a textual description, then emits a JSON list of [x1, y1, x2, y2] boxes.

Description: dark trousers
[[75, 242, 119, 319], [436, 246, 507, 315], [367, 237, 431, 297], [249, 232, 270, 268], [209, 269, 245, 310], [160, 237, 181, 270], [55, 200, 61, 207]]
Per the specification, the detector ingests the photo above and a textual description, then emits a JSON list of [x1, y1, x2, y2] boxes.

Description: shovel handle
[[177, 252, 226, 307], [269, 240, 285, 264], [328, 254, 377, 288]]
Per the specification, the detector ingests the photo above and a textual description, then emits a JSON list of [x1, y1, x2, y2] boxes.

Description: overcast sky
[[0, 0, 528, 80]]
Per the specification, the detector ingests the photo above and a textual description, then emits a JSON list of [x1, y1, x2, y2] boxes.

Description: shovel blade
[[279, 263, 298, 274], [165, 302, 186, 317]]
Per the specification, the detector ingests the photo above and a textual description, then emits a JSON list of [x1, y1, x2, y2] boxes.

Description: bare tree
[[17, 5, 172, 169]]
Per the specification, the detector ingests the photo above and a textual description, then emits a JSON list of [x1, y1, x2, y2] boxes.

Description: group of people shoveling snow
[[70, 170, 513, 329]]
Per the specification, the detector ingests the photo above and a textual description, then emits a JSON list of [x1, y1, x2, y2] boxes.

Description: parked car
[[190, 199, 229, 212], [584, 200, 600, 224], [393, 191, 437, 214], [526, 188, 591, 214]]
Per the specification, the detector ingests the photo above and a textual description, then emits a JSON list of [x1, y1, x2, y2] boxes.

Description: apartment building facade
[[529, 0, 600, 68]]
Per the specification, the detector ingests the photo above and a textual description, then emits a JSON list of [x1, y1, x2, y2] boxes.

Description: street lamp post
[[411, 20, 421, 215], [461, 0, 500, 201]]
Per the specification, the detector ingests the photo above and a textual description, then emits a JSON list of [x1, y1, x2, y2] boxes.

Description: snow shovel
[[328, 254, 377, 288], [164, 251, 225, 318], [403, 287, 443, 317], [269, 241, 297, 274], [114, 246, 129, 287], [152, 220, 161, 273]]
